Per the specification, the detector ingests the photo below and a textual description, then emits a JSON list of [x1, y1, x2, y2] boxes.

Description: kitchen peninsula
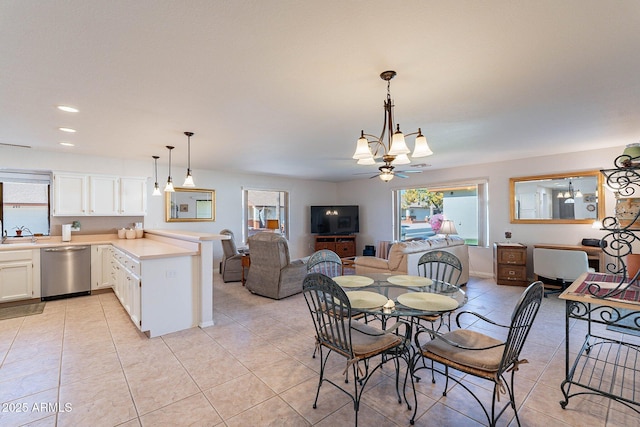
[[0, 230, 228, 337]]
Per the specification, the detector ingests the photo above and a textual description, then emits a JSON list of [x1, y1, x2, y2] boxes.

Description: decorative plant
[[13, 226, 27, 236]]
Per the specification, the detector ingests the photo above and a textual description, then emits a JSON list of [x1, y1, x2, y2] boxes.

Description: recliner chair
[[220, 229, 244, 283], [246, 232, 307, 299]]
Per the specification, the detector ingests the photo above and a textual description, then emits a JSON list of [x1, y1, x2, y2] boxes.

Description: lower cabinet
[[91, 245, 113, 290], [110, 247, 194, 337], [0, 250, 37, 302]]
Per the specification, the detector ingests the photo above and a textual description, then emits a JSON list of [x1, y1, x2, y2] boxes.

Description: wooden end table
[[241, 254, 250, 286]]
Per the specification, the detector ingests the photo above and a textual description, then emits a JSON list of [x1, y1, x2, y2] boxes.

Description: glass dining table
[[331, 272, 467, 425], [332, 272, 467, 318]]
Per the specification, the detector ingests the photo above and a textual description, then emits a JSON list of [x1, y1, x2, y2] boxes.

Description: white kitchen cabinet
[[120, 177, 147, 215], [53, 172, 147, 217], [0, 250, 34, 302], [91, 245, 113, 290], [110, 247, 141, 328], [109, 246, 193, 337], [53, 173, 87, 215], [89, 175, 119, 215]]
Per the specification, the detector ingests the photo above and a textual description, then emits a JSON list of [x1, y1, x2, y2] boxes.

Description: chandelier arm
[[402, 130, 421, 138]]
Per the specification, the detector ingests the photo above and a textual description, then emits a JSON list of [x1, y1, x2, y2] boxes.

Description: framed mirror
[[510, 170, 604, 224], [165, 188, 215, 222]]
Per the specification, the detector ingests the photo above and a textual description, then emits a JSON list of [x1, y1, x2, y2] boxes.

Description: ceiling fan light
[[353, 133, 373, 159], [388, 126, 409, 155], [391, 153, 411, 165], [412, 131, 433, 157], [379, 171, 394, 182], [357, 156, 376, 165]]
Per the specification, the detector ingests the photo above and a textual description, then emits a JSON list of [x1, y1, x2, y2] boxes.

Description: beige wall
[[336, 146, 623, 280], [0, 144, 625, 279]]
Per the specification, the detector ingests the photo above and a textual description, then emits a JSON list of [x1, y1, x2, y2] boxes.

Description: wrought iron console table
[[559, 272, 640, 413]]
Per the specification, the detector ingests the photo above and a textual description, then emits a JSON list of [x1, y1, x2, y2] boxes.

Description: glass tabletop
[[333, 273, 467, 317]]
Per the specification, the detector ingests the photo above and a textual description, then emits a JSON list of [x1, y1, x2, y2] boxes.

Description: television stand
[[314, 235, 356, 258]]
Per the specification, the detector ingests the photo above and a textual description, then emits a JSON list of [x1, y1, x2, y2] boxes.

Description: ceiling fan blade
[[395, 170, 422, 174], [396, 173, 409, 178]]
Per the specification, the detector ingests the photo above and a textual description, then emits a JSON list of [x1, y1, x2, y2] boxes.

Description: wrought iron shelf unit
[[560, 153, 640, 413]]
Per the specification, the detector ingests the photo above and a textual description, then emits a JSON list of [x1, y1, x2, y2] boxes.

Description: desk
[[534, 243, 605, 272], [559, 272, 640, 412]]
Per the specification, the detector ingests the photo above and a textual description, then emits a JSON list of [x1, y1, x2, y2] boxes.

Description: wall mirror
[[165, 188, 215, 222], [510, 170, 604, 224]]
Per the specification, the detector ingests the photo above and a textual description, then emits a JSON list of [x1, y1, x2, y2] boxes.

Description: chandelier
[[352, 70, 433, 182], [557, 179, 583, 204]]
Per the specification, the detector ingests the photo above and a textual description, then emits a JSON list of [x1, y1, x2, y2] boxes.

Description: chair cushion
[[423, 329, 504, 371], [350, 322, 402, 359]]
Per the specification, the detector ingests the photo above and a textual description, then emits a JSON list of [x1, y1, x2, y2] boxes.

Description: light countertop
[[0, 233, 199, 260]]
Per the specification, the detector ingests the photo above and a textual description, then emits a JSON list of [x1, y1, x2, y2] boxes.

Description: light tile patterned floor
[[0, 276, 638, 426]]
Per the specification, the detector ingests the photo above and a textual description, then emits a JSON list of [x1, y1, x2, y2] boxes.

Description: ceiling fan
[[370, 155, 423, 181], [353, 155, 427, 181]]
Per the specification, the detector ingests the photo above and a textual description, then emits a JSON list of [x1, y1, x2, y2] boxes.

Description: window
[[242, 188, 289, 242], [1, 171, 52, 237], [392, 180, 488, 247]]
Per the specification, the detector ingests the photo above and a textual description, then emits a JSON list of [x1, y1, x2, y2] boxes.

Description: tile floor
[[0, 276, 638, 426]]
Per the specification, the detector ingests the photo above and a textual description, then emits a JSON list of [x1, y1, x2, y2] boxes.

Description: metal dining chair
[[302, 273, 414, 427], [416, 250, 463, 331], [414, 281, 544, 427], [306, 249, 343, 277]]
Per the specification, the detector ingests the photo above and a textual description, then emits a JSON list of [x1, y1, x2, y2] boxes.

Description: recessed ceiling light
[[58, 127, 76, 133], [59, 142, 75, 147], [57, 105, 79, 113]]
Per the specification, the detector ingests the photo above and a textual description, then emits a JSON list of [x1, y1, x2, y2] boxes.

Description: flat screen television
[[310, 205, 359, 235]]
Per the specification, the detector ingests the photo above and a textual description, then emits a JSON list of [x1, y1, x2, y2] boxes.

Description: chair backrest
[[303, 273, 353, 357], [533, 248, 590, 281], [498, 281, 544, 373], [307, 249, 342, 277], [247, 232, 291, 269], [417, 250, 463, 286], [220, 229, 238, 259]]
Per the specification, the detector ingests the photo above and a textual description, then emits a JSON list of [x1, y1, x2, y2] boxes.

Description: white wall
[[1, 144, 626, 280], [337, 146, 623, 280], [0, 146, 338, 264]]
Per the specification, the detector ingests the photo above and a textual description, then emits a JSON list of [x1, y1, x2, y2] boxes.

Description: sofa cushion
[[354, 236, 469, 284]]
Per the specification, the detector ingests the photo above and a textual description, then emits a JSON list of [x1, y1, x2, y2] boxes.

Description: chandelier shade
[[558, 179, 582, 204], [352, 70, 433, 181]]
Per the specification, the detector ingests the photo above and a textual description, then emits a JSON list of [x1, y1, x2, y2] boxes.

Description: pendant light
[[183, 131, 195, 187], [164, 145, 175, 192], [152, 155, 161, 196]]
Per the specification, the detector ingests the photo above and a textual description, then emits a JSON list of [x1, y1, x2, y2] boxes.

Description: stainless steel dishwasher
[[41, 246, 91, 300]]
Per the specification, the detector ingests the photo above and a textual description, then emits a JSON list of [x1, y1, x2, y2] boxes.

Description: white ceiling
[[1, 1, 640, 182]]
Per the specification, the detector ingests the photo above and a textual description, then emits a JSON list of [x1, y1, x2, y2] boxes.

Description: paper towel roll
[[62, 224, 71, 242]]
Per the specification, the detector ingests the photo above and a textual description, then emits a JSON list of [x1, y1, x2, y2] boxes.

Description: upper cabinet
[[120, 177, 147, 216], [53, 173, 147, 216]]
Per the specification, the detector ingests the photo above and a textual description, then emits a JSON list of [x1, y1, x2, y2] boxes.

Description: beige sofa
[[354, 236, 469, 284]]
